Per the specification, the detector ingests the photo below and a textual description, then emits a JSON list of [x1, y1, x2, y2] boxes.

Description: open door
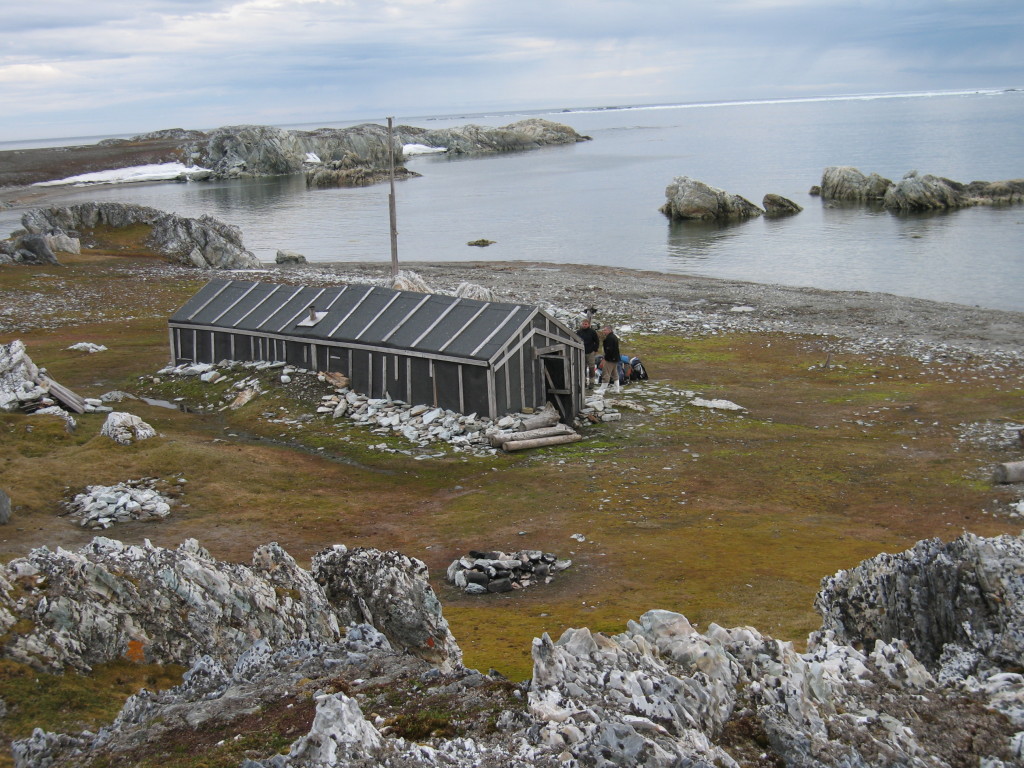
[[540, 354, 573, 423]]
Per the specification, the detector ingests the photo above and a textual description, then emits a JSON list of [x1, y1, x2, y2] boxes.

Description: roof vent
[[298, 305, 327, 327]]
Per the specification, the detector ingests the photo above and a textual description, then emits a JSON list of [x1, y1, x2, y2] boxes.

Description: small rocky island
[[0, 119, 591, 192]]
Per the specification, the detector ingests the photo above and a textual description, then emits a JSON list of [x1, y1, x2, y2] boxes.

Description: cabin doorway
[[540, 354, 573, 422]]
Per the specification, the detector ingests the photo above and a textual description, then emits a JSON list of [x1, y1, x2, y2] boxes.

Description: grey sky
[[2, 0, 1022, 143]]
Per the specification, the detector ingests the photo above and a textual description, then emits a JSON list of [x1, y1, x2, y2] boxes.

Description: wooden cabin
[[168, 279, 586, 421]]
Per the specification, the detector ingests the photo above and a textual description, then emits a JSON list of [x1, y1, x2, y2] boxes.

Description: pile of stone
[[64, 478, 178, 529], [155, 359, 540, 455], [446, 549, 571, 594]]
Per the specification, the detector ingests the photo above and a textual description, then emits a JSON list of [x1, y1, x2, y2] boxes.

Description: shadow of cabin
[[168, 279, 585, 421]]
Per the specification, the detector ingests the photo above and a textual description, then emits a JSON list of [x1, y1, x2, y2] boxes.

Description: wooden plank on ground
[[38, 376, 86, 414]]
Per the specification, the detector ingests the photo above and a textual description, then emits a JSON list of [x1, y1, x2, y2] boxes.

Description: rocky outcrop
[[13, 532, 1024, 767], [397, 118, 589, 155], [817, 165, 894, 202], [0, 537, 460, 675], [816, 166, 1024, 211], [762, 193, 803, 217], [883, 170, 970, 211], [815, 532, 1024, 675], [19, 202, 260, 269], [660, 177, 764, 221], [167, 119, 587, 182]]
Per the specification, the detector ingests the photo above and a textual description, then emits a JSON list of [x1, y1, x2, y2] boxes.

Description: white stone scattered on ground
[[67, 342, 107, 353]]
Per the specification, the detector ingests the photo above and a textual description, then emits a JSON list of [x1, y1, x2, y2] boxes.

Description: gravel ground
[[276, 260, 1024, 363]]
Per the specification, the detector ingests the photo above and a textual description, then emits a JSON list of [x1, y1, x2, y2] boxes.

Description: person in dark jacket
[[576, 318, 600, 388], [599, 325, 622, 392]]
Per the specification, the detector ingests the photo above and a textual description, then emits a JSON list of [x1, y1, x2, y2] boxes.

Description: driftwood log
[[501, 433, 583, 452], [519, 405, 561, 431], [489, 423, 575, 448], [994, 461, 1024, 484]]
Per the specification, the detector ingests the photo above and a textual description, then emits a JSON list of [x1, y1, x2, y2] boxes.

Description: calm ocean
[[3, 89, 1023, 311]]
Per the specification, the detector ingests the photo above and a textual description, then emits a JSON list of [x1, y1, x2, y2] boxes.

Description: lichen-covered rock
[[99, 411, 157, 445], [11, 533, 1024, 768], [0, 340, 41, 412], [0, 538, 458, 675], [313, 546, 462, 671], [814, 532, 1024, 674], [819, 165, 894, 201], [275, 249, 307, 264], [397, 118, 589, 155], [883, 170, 969, 211], [659, 176, 764, 220], [20, 203, 260, 269], [762, 193, 803, 217], [12, 233, 60, 265]]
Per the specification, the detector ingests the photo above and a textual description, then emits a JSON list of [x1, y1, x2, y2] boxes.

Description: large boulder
[[0, 340, 44, 412], [659, 176, 764, 221], [99, 411, 157, 445], [814, 532, 1024, 676], [12, 233, 60, 265], [762, 193, 803, 217], [818, 165, 893, 201], [20, 202, 260, 269], [313, 546, 462, 671], [883, 170, 970, 211]]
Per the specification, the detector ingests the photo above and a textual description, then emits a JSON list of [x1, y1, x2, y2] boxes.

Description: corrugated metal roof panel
[[169, 280, 549, 362]]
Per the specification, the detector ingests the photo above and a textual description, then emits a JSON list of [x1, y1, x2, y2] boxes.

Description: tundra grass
[[1, 257, 1023, 758]]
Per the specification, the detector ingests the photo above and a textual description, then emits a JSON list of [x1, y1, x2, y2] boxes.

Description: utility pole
[[387, 116, 399, 277]]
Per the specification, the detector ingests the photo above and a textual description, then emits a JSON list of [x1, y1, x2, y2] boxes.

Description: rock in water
[[762, 193, 803, 217], [819, 165, 894, 201], [883, 170, 969, 211], [659, 176, 764, 220]]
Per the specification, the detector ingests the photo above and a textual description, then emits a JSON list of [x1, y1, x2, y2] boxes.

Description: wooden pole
[[387, 116, 399, 277]]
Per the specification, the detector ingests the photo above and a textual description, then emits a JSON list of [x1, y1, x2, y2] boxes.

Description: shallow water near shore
[[3, 89, 1023, 311]]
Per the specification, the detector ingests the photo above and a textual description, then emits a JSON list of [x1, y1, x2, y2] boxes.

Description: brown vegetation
[[0, 234, 1022, 763]]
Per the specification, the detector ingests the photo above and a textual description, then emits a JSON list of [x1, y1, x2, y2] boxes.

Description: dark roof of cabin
[[169, 279, 551, 362]]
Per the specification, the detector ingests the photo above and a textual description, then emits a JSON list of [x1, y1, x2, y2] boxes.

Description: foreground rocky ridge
[[13, 532, 1024, 767]]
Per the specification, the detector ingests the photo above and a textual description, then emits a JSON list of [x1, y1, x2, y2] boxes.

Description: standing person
[[576, 317, 600, 389], [599, 325, 622, 393]]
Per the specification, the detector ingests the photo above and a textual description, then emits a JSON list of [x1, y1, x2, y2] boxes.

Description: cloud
[[1, 0, 1021, 142]]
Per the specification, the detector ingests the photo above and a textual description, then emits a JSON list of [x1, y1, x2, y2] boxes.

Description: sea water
[[2, 89, 1023, 311]]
